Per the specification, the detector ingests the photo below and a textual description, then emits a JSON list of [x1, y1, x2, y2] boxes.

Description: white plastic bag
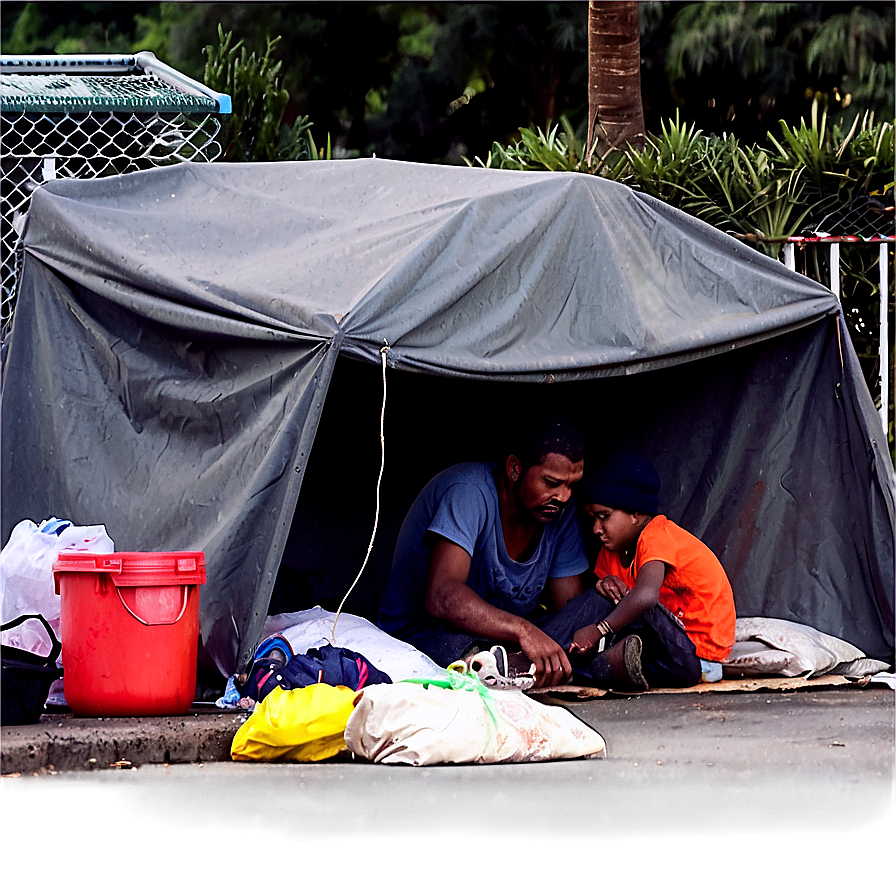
[[0, 517, 115, 656], [261, 606, 447, 682]]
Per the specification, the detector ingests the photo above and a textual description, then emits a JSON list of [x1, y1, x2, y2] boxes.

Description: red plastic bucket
[[53, 551, 206, 717]]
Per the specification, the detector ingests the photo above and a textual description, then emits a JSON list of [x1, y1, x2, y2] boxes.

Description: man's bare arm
[[547, 573, 586, 611], [425, 537, 571, 686]]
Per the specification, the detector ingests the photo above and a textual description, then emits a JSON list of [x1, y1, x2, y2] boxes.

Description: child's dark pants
[[396, 587, 702, 689], [533, 588, 702, 689]]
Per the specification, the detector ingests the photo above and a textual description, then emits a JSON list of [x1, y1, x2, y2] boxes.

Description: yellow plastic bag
[[230, 683, 357, 762]]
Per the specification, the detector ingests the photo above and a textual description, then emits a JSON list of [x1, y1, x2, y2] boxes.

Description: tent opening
[[266, 316, 893, 668]]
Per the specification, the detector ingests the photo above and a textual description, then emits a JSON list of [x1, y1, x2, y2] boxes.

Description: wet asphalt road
[[3, 687, 892, 892]]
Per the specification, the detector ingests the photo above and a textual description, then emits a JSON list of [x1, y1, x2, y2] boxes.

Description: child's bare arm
[[570, 561, 666, 654]]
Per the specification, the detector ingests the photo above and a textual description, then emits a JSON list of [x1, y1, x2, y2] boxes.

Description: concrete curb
[[1, 705, 250, 774]]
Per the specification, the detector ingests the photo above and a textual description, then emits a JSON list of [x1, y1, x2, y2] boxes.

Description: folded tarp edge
[[216, 333, 345, 675], [338, 305, 838, 380]]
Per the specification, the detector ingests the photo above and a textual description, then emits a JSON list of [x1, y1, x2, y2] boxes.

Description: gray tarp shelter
[[2, 158, 893, 677]]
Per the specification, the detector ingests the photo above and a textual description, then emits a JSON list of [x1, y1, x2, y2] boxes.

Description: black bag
[[1, 614, 63, 725]]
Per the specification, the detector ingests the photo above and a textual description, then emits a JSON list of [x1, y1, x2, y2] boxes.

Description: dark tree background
[[2, 2, 893, 162]]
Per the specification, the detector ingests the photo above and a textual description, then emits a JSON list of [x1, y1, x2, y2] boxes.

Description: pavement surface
[[2, 681, 893, 893]]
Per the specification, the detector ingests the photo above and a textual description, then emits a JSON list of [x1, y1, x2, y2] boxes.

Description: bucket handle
[[116, 585, 191, 627]]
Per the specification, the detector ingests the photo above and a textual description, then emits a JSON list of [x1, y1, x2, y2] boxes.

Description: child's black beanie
[[581, 449, 660, 514]]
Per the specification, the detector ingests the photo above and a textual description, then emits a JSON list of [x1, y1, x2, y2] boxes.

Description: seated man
[[377, 416, 590, 688]]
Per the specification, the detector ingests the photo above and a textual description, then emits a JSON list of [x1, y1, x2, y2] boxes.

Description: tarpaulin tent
[[1, 159, 893, 676]]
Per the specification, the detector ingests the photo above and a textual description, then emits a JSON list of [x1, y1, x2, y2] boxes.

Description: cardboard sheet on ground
[[529, 673, 886, 705]]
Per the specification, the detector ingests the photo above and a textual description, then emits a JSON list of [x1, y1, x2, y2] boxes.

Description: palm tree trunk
[[587, 1, 645, 158]]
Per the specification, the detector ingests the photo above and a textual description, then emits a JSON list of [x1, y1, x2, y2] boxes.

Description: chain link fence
[[1, 55, 229, 340]]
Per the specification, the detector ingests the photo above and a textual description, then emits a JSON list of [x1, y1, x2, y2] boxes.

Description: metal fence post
[[829, 242, 840, 300], [881, 243, 891, 437], [783, 242, 795, 271]]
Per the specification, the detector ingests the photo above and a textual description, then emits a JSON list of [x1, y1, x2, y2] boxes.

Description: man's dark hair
[[510, 415, 585, 470]]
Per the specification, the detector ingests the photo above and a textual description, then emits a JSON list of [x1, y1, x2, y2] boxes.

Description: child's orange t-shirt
[[593, 515, 735, 662]]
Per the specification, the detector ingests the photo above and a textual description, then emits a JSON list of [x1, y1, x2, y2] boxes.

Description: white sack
[[345, 681, 607, 765], [724, 617, 879, 678]]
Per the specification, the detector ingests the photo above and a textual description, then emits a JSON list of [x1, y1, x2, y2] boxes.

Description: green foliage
[[621, 116, 710, 207], [471, 117, 583, 172], [2, 2, 158, 54], [664, 1, 792, 82], [202, 27, 330, 163], [469, 116, 629, 181], [395, 6, 440, 60], [804, 5, 894, 113], [619, 115, 824, 245], [132, 4, 184, 60], [4, 3, 893, 163], [654, 1, 894, 140], [760, 105, 895, 373], [471, 106, 892, 248], [770, 106, 895, 207], [795, 109, 895, 380]]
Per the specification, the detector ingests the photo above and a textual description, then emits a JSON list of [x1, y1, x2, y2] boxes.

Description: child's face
[[585, 504, 641, 554]]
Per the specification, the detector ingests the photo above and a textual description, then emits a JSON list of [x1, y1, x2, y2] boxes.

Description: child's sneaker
[[463, 645, 536, 691], [235, 634, 294, 690], [253, 634, 294, 665]]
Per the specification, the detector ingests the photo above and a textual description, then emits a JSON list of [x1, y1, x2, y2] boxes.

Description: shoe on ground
[[605, 635, 649, 692], [254, 634, 294, 666], [464, 645, 536, 691], [237, 634, 294, 686]]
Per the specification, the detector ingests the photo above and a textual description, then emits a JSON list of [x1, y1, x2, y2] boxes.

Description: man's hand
[[595, 575, 629, 604], [517, 624, 571, 688], [568, 624, 601, 655], [424, 538, 574, 688]]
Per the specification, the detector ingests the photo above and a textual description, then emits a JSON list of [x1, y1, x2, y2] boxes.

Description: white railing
[[782, 235, 895, 443]]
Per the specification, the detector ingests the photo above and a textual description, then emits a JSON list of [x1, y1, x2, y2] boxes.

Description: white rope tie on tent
[[836, 315, 844, 370], [329, 340, 390, 643]]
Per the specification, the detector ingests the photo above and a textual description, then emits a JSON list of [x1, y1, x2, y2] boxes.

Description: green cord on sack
[[400, 668, 501, 736]]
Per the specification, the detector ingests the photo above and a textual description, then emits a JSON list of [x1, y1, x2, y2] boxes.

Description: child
[[569, 449, 735, 690]]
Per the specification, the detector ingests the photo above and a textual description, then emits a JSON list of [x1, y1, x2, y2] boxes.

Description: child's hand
[[569, 624, 601, 655], [596, 575, 630, 604]]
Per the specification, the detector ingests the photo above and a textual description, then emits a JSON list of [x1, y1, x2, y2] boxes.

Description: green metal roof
[[0, 52, 231, 114]]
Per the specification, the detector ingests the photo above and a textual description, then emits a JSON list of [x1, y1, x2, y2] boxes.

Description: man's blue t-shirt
[[377, 461, 588, 635]]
